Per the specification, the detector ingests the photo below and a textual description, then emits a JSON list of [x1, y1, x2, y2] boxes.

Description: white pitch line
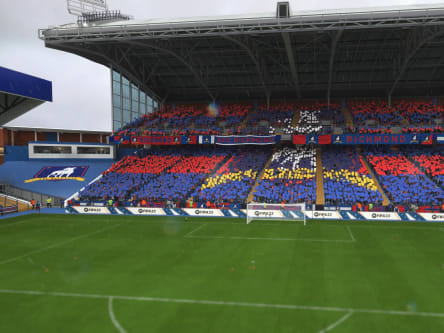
[[1, 289, 444, 319], [318, 311, 353, 333], [108, 297, 128, 333], [183, 223, 208, 237], [185, 234, 354, 243], [123, 219, 444, 231], [346, 226, 356, 242], [0, 223, 122, 265], [348, 224, 444, 231]]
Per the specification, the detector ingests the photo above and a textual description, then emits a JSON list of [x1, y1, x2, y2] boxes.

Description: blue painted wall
[[4, 146, 29, 161], [0, 160, 113, 198]]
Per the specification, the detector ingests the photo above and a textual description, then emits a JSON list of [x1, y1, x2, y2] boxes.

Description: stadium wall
[[14, 131, 35, 146], [1, 128, 110, 146], [4, 146, 29, 161], [59, 132, 80, 142], [116, 147, 139, 160], [0, 129, 7, 145]]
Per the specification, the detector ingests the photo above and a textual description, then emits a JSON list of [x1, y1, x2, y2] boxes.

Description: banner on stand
[[215, 135, 280, 145]]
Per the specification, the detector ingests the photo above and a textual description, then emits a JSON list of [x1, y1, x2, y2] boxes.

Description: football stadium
[[1, 0, 444, 332]]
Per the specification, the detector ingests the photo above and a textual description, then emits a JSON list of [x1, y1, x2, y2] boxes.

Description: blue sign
[[25, 166, 89, 183], [215, 135, 280, 145]]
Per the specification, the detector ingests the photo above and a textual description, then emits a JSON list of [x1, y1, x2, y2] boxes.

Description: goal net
[[246, 203, 306, 225]]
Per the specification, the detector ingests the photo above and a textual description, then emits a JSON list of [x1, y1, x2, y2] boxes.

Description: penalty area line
[[185, 234, 355, 243], [183, 223, 208, 237], [318, 311, 353, 333], [346, 226, 356, 242], [1, 289, 444, 319]]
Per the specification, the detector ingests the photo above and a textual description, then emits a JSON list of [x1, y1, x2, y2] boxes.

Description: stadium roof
[[0, 67, 52, 126], [40, 4, 444, 103]]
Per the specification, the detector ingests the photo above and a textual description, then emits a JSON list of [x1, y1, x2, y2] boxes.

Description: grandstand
[[1, 2, 444, 332], [33, 2, 444, 215]]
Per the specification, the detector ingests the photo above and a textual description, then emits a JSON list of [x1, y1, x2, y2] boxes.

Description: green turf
[[1, 214, 444, 332]]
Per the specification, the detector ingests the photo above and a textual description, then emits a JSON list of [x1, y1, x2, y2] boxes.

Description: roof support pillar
[[281, 32, 301, 99], [327, 30, 343, 107], [124, 41, 214, 101], [223, 36, 270, 101]]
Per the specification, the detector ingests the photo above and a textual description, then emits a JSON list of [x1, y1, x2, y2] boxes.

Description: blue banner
[[215, 135, 280, 145], [198, 135, 215, 144], [437, 135, 444, 144], [306, 135, 319, 144], [332, 134, 421, 145]]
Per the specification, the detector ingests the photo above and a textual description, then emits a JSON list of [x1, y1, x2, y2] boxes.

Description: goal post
[[246, 202, 306, 225]]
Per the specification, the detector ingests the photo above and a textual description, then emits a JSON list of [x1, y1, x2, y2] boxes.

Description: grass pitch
[[1, 214, 444, 332]]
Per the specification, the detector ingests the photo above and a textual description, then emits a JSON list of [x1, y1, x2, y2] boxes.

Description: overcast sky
[[1, 0, 443, 132]]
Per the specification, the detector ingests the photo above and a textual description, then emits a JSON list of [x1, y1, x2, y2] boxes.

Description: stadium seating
[[348, 100, 402, 127], [407, 147, 444, 188], [114, 102, 349, 137], [241, 103, 297, 135], [253, 147, 316, 203], [365, 148, 444, 206], [191, 148, 271, 206], [322, 147, 382, 206], [95, 98, 444, 210], [114, 103, 253, 136], [80, 147, 228, 204], [294, 109, 321, 134], [348, 100, 443, 133], [396, 100, 444, 124]]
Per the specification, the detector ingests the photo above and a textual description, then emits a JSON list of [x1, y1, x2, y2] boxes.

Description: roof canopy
[[40, 5, 444, 103], [0, 67, 52, 126]]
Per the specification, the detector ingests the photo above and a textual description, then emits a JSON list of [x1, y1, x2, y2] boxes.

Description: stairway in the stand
[[292, 109, 301, 128], [341, 107, 354, 130], [184, 153, 233, 200], [315, 148, 325, 205], [247, 150, 275, 203], [239, 112, 253, 130], [404, 152, 444, 192], [358, 147, 390, 206]]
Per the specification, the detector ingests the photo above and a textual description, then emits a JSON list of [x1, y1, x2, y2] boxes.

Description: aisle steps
[[247, 151, 275, 203], [315, 148, 325, 205], [357, 148, 390, 206]]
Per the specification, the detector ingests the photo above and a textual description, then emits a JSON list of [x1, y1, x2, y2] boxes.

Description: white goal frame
[[246, 203, 306, 225]]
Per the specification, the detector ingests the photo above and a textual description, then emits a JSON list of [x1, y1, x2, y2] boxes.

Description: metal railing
[[0, 182, 64, 208]]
